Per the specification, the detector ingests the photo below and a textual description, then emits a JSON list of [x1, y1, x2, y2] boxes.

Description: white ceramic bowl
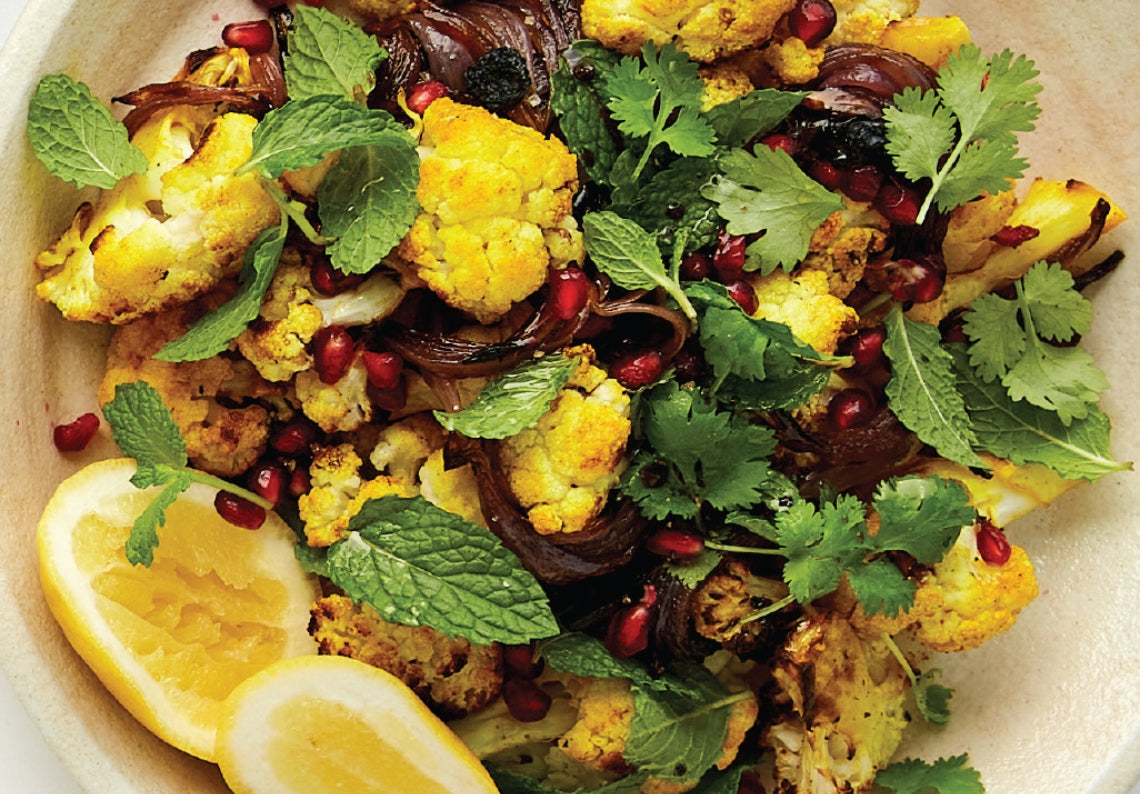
[[1, 1, 1136, 792]]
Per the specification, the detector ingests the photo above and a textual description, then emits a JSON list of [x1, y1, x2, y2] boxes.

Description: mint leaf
[[238, 97, 408, 179], [883, 304, 985, 468], [702, 146, 843, 275], [326, 495, 559, 645], [605, 42, 716, 180], [155, 219, 288, 362], [874, 755, 984, 794], [487, 766, 646, 794], [705, 88, 807, 149], [434, 354, 579, 440], [27, 74, 147, 189], [550, 41, 623, 185], [102, 381, 271, 565], [884, 44, 1041, 222], [582, 211, 697, 323], [952, 347, 1128, 481], [615, 157, 720, 254], [318, 136, 420, 274], [284, 4, 386, 101], [540, 633, 691, 696], [871, 477, 975, 564]]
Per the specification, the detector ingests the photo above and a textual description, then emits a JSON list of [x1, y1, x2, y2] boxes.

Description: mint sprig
[[27, 74, 148, 189], [283, 4, 386, 102], [102, 381, 272, 566]]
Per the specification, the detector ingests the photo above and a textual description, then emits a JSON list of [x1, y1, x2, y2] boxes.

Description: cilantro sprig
[[874, 755, 984, 794], [102, 381, 272, 566], [885, 44, 1042, 224]]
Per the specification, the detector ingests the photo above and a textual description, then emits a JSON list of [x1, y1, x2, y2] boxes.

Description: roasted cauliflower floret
[[745, 269, 858, 354], [310, 593, 502, 718], [581, 0, 796, 63], [97, 306, 277, 477], [295, 353, 374, 433], [822, 0, 921, 46], [759, 36, 826, 85], [500, 353, 631, 535], [397, 98, 583, 323], [765, 612, 909, 794], [35, 109, 279, 324], [235, 254, 323, 382], [698, 65, 755, 111], [799, 202, 890, 299]]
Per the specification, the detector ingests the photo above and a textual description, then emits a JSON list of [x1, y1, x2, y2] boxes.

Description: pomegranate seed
[[889, 255, 946, 304], [269, 418, 318, 456], [713, 229, 748, 281], [808, 159, 843, 191], [548, 266, 591, 320], [222, 20, 274, 54], [312, 326, 355, 384], [788, 0, 837, 48], [942, 316, 968, 344], [827, 388, 875, 431], [407, 80, 449, 114], [214, 491, 266, 530], [611, 351, 664, 389], [874, 182, 920, 226], [369, 375, 408, 412], [246, 461, 289, 508], [738, 771, 765, 794], [502, 644, 544, 680], [679, 251, 712, 281], [605, 585, 657, 659], [725, 280, 759, 315], [839, 325, 886, 370], [976, 519, 1011, 565], [990, 224, 1041, 247], [501, 677, 552, 722], [362, 351, 403, 390], [310, 258, 364, 297], [53, 412, 99, 452], [645, 527, 705, 562], [761, 133, 799, 156], [842, 164, 884, 203], [288, 467, 311, 499], [671, 347, 708, 383]]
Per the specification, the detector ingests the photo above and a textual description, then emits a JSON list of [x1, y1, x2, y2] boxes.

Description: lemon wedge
[[36, 458, 319, 761], [216, 654, 499, 794]]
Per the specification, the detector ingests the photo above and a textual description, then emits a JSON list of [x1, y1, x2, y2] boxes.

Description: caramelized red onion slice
[[447, 435, 645, 585], [116, 82, 274, 137], [808, 43, 939, 117]]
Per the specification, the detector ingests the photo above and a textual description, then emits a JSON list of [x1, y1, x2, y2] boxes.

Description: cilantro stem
[[736, 593, 796, 626], [261, 180, 335, 245], [881, 631, 919, 688], [704, 540, 783, 556]]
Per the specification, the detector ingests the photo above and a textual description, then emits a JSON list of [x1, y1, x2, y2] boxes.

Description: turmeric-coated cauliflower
[[822, 0, 921, 46], [97, 305, 279, 477], [310, 593, 503, 718], [581, 0, 796, 63], [500, 352, 632, 535], [765, 612, 910, 794], [799, 203, 890, 299], [295, 354, 374, 433], [745, 269, 858, 354], [397, 98, 583, 323], [36, 108, 278, 324]]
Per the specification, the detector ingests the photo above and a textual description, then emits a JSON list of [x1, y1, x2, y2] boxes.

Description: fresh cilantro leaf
[[550, 41, 623, 184], [963, 262, 1104, 424], [884, 44, 1041, 223], [871, 477, 975, 564], [625, 662, 745, 783], [317, 136, 420, 274], [845, 558, 915, 618], [705, 88, 807, 149], [702, 146, 843, 275], [155, 218, 288, 362], [238, 96, 408, 179], [26, 74, 148, 189], [775, 495, 866, 604], [665, 548, 723, 589], [326, 495, 559, 645], [433, 354, 579, 439], [283, 4, 386, 102], [914, 668, 954, 726], [883, 304, 986, 468], [951, 347, 1128, 481], [582, 211, 697, 323], [874, 755, 984, 794], [605, 42, 716, 180], [102, 381, 272, 566]]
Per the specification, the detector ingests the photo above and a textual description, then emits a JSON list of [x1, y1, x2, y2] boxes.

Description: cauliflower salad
[[27, 0, 1129, 792]]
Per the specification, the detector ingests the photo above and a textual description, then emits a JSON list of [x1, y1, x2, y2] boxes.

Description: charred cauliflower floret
[[98, 306, 277, 477], [500, 352, 631, 535], [295, 353, 374, 433], [35, 107, 278, 324], [396, 97, 583, 323], [581, 0, 796, 63], [766, 612, 909, 794], [310, 594, 502, 718], [799, 203, 890, 299], [745, 269, 858, 354]]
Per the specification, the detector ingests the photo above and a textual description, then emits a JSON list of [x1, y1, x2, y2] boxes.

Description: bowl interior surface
[[0, 1, 1136, 792]]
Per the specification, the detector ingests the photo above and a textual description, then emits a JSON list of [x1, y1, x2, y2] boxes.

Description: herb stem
[[736, 593, 796, 626], [261, 180, 334, 245], [704, 540, 783, 556], [189, 469, 274, 510], [881, 631, 919, 688]]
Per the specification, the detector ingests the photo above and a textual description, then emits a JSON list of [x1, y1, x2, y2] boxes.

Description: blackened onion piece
[[1051, 198, 1112, 267], [116, 82, 274, 137], [448, 435, 644, 585], [648, 567, 718, 663]]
